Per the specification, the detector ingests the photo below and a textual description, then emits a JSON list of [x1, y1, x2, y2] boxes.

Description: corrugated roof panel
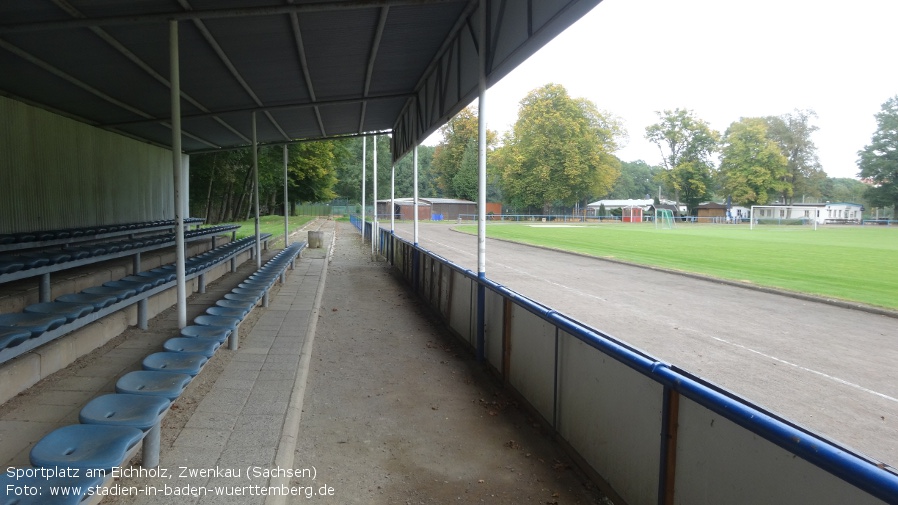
[[299, 9, 373, 100]]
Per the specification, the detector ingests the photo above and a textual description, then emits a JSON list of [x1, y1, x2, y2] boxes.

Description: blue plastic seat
[[61, 247, 91, 260], [0, 328, 32, 350], [30, 424, 143, 470], [55, 292, 117, 310], [142, 352, 208, 376], [23, 302, 95, 323], [206, 305, 249, 318], [163, 337, 220, 357], [180, 325, 231, 343], [104, 279, 152, 293], [82, 285, 137, 301], [223, 292, 260, 303], [0, 313, 67, 337], [17, 255, 50, 269], [0, 468, 106, 505], [116, 370, 192, 401], [0, 259, 25, 275], [194, 314, 240, 330], [79, 394, 169, 431], [121, 274, 165, 288]]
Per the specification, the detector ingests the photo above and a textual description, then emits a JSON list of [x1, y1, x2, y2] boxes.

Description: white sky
[[427, 0, 898, 179]]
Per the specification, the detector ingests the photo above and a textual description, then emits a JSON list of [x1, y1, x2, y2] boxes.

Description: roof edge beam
[[0, 0, 465, 34]]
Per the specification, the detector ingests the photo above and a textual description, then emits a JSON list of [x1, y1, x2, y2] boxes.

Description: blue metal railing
[[375, 225, 898, 504]]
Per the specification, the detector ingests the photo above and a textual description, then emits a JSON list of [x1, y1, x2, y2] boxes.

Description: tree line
[[189, 86, 896, 222]]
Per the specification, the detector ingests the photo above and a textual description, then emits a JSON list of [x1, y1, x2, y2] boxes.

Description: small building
[[752, 203, 864, 224], [424, 198, 477, 220], [586, 199, 653, 219], [696, 202, 727, 222]]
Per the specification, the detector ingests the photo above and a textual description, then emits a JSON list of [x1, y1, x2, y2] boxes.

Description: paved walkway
[[0, 220, 609, 504]]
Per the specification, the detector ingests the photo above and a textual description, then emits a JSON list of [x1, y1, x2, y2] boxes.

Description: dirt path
[[290, 222, 610, 504]]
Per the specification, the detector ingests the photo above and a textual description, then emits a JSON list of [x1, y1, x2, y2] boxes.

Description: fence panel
[[557, 331, 663, 505], [484, 287, 505, 371], [448, 269, 473, 344], [507, 303, 556, 423], [673, 396, 886, 505]]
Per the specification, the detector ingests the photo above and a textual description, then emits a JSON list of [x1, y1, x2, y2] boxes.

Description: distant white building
[[752, 203, 864, 224]]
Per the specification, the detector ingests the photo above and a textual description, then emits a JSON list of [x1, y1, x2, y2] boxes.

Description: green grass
[[206, 215, 315, 248], [456, 223, 898, 310]]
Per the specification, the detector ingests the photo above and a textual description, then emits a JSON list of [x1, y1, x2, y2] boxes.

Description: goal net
[[750, 205, 818, 230], [655, 209, 675, 229]]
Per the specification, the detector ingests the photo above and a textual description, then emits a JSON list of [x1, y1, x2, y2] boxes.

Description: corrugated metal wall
[[0, 96, 174, 233]]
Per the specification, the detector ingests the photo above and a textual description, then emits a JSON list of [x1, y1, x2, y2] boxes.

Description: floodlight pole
[[361, 136, 366, 239], [170, 20, 187, 330], [475, 0, 487, 362]]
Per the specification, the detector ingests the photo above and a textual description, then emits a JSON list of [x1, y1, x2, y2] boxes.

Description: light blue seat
[[79, 394, 169, 431], [55, 292, 117, 310], [30, 424, 143, 470], [223, 292, 260, 303], [142, 352, 207, 376], [0, 328, 32, 350], [82, 285, 136, 301], [205, 305, 249, 318], [215, 299, 256, 311], [116, 370, 192, 401], [194, 314, 240, 330], [104, 279, 153, 293], [0, 313, 67, 337], [0, 468, 106, 505], [163, 337, 220, 357], [180, 325, 231, 343], [23, 302, 95, 323]]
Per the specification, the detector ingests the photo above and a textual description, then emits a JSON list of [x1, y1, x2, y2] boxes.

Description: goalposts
[[655, 209, 675, 229], [750, 205, 819, 230]]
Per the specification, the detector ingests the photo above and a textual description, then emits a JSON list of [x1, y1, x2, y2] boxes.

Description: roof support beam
[[102, 92, 411, 129], [179, 0, 290, 141], [0, 37, 219, 148], [0, 0, 466, 34], [359, 6, 390, 133], [49, 0, 249, 144], [288, 8, 326, 137]]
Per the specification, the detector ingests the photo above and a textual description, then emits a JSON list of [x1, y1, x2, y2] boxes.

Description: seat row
[[0, 218, 205, 252], [0, 234, 270, 362], [0, 242, 306, 505]]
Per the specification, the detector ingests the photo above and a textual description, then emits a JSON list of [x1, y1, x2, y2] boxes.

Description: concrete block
[[36, 337, 75, 375], [0, 353, 41, 405]]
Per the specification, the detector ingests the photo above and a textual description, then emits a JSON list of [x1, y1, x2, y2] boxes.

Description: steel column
[[252, 112, 261, 268], [475, 0, 487, 361], [361, 136, 367, 239], [413, 145, 419, 246], [283, 144, 290, 246], [171, 19, 187, 329], [372, 135, 378, 255]]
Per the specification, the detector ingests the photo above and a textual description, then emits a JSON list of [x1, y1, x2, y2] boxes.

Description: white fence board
[[507, 303, 556, 422]]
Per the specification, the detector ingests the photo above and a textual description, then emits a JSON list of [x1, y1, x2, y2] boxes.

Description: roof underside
[[0, 0, 602, 162]]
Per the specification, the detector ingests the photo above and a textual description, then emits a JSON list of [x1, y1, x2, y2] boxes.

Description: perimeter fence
[[348, 214, 898, 505]]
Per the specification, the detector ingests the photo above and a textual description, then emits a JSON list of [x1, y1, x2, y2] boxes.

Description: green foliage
[[608, 160, 664, 199], [718, 118, 790, 206], [764, 110, 824, 203], [644, 108, 719, 213], [431, 107, 496, 199], [857, 95, 898, 211], [456, 224, 898, 310], [497, 83, 623, 213]]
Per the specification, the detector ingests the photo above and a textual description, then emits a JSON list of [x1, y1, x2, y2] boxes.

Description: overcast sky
[[428, 0, 898, 180]]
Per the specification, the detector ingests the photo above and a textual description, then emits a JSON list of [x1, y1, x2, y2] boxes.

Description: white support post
[[283, 144, 289, 247], [475, 0, 487, 361], [390, 161, 395, 233], [171, 20, 187, 329], [252, 112, 261, 268], [372, 135, 378, 255], [361, 136, 367, 239], [413, 145, 419, 246]]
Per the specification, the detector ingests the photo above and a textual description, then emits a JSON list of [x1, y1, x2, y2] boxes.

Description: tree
[[645, 108, 719, 213], [764, 109, 824, 203], [606, 160, 662, 199], [431, 106, 496, 198], [857, 96, 898, 214], [497, 83, 623, 213], [718, 118, 789, 206]]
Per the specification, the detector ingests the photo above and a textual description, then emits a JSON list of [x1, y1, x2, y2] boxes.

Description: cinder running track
[[389, 221, 898, 467]]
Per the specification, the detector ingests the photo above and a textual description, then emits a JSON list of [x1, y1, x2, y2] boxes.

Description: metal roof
[[0, 0, 602, 162]]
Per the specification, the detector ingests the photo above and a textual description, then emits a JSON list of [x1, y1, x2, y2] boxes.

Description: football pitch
[[455, 223, 898, 310]]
